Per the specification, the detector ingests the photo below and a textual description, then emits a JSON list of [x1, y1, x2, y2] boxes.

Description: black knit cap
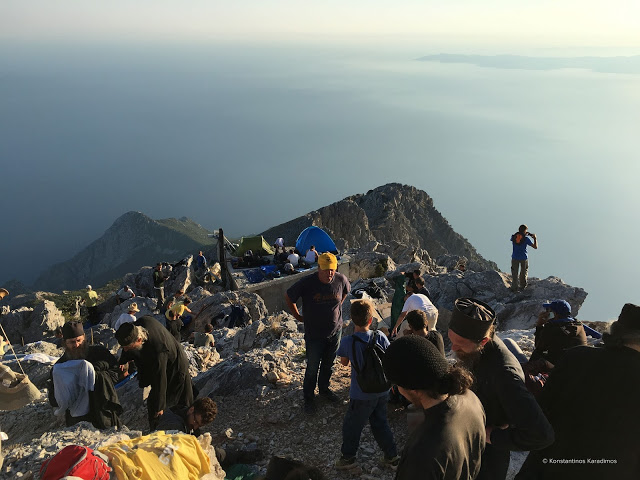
[[115, 322, 137, 346], [61, 322, 85, 340], [383, 336, 449, 390], [616, 303, 640, 332], [449, 297, 496, 342]]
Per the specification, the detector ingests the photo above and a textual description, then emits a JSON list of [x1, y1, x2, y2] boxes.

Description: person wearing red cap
[[517, 303, 640, 480], [285, 252, 350, 415]]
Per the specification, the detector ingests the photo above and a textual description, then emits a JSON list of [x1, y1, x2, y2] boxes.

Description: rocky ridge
[[261, 183, 497, 271], [33, 212, 215, 293]]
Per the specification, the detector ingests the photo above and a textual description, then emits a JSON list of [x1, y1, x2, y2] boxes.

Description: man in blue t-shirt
[[510, 224, 538, 292], [286, 252, 350, 415], [334, 299, 398, 470]]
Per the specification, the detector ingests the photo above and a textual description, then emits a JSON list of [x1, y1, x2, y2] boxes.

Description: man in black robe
[[49, 321, 122, 429], [116, 316, 193, 430]]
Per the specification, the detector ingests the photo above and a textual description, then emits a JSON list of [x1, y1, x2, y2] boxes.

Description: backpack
[[351, 331, 391, 393], [40, 445, 111, 480]]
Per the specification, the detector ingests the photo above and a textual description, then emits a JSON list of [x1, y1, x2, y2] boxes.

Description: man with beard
[[116, 316, 193, 430], [448, 298, 554, 480], [49, 321, 122, 428]]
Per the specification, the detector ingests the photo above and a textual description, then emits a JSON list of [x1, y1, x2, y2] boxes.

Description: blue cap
[[542, 300, 571, 317]]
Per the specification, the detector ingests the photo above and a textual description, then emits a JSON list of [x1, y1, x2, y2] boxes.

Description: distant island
[[417, 54, 640, 74]]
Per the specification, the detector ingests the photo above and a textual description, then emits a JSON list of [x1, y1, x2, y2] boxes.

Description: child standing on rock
[[335, 299, 399, 470]]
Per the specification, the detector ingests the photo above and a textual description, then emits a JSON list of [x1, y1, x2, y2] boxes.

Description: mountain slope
[[261, 183, 497, 270], [33, 212, 214, 292]]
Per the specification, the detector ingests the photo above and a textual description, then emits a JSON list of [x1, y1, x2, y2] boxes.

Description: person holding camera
[[510, 224, 538, 292]]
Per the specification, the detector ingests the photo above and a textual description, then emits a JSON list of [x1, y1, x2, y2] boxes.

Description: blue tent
[[295, 226, 338, 255]]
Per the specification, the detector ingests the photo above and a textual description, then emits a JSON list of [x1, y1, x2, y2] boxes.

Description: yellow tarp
[[99, 431, 210, 480]]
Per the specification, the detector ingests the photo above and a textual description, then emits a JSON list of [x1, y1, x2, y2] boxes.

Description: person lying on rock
[[116, 317, 194, 430], [156, 397, 263, 469], [48, 321, 122, 429]]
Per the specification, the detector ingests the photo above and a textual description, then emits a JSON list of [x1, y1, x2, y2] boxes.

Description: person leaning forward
[[116, 316, 194, 430], [285, 252, 350, 415], [448, 298, 554, 480]]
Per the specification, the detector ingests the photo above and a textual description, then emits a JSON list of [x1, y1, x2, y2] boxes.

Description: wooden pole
[[218, 228, 227, 289], [91, 328, 94, 345]]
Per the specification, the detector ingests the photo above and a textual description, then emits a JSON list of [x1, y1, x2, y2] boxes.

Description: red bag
[[40, 445, 111, 480]]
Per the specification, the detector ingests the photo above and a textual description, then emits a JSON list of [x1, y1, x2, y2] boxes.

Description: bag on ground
[[40, 445, 111, 480]]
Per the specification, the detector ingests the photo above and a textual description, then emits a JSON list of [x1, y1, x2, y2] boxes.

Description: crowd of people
[[282, 231, 639, 479], [42, 229, 640, 479]]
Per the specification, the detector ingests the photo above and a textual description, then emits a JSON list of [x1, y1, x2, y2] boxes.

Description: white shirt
[[305, 250, 317, 263], [52, 360, 96, 417], [287, 253, 300, 267], [402, 293, 436, 314], [114, 313, 136, 330]]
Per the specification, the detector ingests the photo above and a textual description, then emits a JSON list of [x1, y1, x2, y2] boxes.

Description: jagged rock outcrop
[[348, 251, 397, 281], [0, 300, 65, 343], [121, 255, 194, 300], [424, 271, 588, 332], [261, 184, 497, 271], [187, 290, 269, 336], [33, 212, 214, 292]]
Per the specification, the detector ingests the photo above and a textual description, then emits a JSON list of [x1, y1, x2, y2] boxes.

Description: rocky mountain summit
[[262, 183, 497, 271], [33, 212, 215, 292]]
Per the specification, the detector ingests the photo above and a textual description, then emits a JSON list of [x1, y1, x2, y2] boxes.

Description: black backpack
[[351, 331, 391, 393]]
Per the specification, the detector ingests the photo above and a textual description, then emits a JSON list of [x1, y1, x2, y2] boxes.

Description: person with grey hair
[[517, 303, 640, 480], [116, 316, 193, 430]]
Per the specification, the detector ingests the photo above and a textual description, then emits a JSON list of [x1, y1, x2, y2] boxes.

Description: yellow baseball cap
[[318, 252, 338, 270]]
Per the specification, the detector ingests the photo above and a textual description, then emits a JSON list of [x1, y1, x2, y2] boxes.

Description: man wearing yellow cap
[[286, 252, 350, 415]]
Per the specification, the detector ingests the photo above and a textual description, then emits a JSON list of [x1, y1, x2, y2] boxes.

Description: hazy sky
[[1, 1, 639, 322], [2, 1, 640, 46]]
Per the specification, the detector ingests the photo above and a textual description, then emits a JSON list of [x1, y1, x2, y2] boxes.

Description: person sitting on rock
[[287, 249, 300, 268], [383, 335, 486, 479], [114, 302, 140, 331], [303, 245, 319, 265], [49, 321, 122, 429], [189, 323, 215, 348], [116, 285, 135, 304]]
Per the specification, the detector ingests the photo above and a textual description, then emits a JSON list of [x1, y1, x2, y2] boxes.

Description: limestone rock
[[187, 291, 268, 335], [103, 297, 157, 329], [0, 300, 65, 344], [348, 252, 396, 281], [424, 271, 588, 331]]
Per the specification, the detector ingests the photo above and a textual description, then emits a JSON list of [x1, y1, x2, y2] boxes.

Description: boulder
[[347, 252, 396, 281], [0, 301, 66, 344], [187, 291, 268, 336], [423, 271, 588, 331], [102, 297, 157, 329]]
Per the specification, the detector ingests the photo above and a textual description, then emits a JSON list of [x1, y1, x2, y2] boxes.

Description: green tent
[[232, 236, 275, 256]]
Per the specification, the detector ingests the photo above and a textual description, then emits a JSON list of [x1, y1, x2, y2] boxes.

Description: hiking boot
[[319, 389, 340, 403], [335, 456, 357, 470], [304, 401, 317, 415], [380, 455, 400, 470]]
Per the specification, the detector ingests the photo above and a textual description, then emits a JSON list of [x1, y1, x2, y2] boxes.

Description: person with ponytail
[[383, 335, 486, 479]]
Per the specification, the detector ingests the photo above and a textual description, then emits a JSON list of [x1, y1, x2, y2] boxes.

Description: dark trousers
[[303, 332, 341, 401], [341, 393, 397, 459], [154, 287, 164, 308], [511, 259, 529, 290], [87, 306, 99, 325]]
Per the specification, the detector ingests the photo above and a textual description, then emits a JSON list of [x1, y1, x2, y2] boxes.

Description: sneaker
[[380, 455, 400, 470], [335, 456, 357, 470], [304, 401, 317, 415], [319, 389, 340, 403]]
